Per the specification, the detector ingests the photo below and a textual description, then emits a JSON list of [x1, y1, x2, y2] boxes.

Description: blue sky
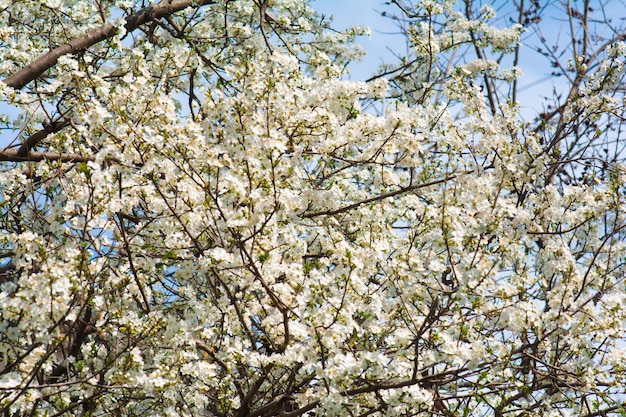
[[312, 0, 405, 81]]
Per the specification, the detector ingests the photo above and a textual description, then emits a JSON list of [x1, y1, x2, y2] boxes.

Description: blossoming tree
[[1, 0, 626, 416]]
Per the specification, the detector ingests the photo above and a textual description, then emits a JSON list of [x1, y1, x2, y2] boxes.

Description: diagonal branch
[[3, 0, 216, 90], [15, 119, 71, 156], [302, 171, 471, 219]]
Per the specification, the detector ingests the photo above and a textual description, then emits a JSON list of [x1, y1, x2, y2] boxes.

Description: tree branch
[[3, 0, 216, 90], [15, 119, 71, 156], [0, 148, 94, 163], [302, 171, 471, 219]]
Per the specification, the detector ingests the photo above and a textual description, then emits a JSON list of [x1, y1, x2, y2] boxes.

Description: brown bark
[[15, 119, 71, 156], [3, 0, 215, 90], [0, 148, 94, 163]]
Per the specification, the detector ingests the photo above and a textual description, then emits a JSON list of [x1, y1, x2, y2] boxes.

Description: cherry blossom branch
[[280, 368, 465, 417], [302, 171, 472, 219], [115, 213, 151, 314], [0, 148, 94, 163], [3, 0, 216, 90], [195, 340, 247, 400], [15, 119, 72, 156]]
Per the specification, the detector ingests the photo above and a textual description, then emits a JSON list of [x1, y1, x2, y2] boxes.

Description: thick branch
[[16, 119, 71, 156], [0, 149, 94, 163], [3, 0, 215, 90]]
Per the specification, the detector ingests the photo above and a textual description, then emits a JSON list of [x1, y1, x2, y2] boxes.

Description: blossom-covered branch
[[3, 0, 216, 89]]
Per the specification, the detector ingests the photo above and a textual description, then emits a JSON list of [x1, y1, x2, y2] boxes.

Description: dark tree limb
[[3, 0, 216, 90], [0, 148, 94, 163], [0, 261, 16, 284], [15, 119, 71, 156]]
